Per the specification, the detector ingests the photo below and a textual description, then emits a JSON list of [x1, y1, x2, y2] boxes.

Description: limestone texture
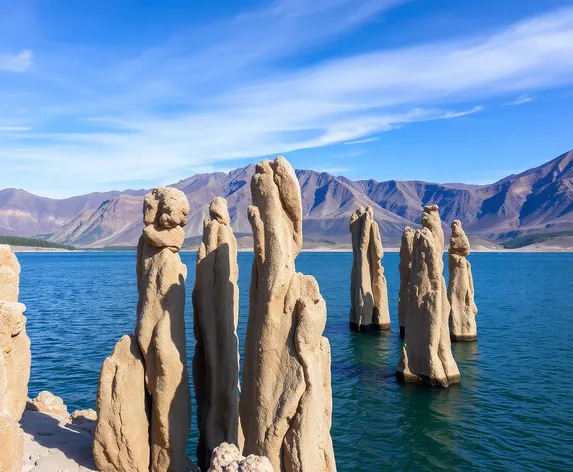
[[448, 220, 478, 342], [27, 392, 68, 417], [398, 227, 415, 338], [93, 335, 150, 472], [0, 246, 31, 472], [71, 409, 97, 425], [240, 156, 336, 472], [134, 187, 191, 472], [349, 206, 390, 331], [208, 443, 273, 472], [193, 197, 241, 470], [421, 205, 445, 253], [396, 226, 460, 387]]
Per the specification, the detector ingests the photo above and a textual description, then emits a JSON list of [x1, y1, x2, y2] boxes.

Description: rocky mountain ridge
[[0, 149, 571, 248]]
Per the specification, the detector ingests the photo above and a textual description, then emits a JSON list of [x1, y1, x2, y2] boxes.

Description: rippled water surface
[[18, 252, 573, 471]]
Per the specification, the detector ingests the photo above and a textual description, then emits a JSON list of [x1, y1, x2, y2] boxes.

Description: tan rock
[[193, 197, 241, 470], [241, 157, 336, 472], [448, 220, 478, 341], [421, 204, 445, 253], [27, 391, 69, 417], [0, 245, 20, 302], [135, 187, 191, 472], [71, 408, 97, 425], [349, 206, 390, 331], [396, 227, 460, 387], [93, 335, 150, 472], [208, 443, 273, 472], [398, 227, 415, 338], [1, 351, 23, 472]]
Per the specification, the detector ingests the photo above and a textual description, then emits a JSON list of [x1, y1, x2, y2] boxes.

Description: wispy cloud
[[345, 137, 380, 145], [0, 125, 31, 132], [509, 94, 534, 105], [2, 4, 573, 196], [0, 50, 32, 72]]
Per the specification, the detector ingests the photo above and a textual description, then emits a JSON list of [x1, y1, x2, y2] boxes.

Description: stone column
[[398, 227, 415, 337], [240, 157, 336, 472], [193, 197, 241, 470], [448, 220, 478, 341]]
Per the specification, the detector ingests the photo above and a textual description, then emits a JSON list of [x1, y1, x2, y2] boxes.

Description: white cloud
[[509, 94, 534, 105], [344, 137, 380, 145], [0, 126, 31, 131], [2, 5, 573, 196], [0, 50, 32, 72]]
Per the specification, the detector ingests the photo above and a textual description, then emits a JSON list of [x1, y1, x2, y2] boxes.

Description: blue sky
[[1, 0, 573, 197]]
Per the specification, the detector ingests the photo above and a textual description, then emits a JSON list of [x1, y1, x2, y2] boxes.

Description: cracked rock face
[[208, 443, 273, 472], [421, 205, 444, 253], [135, 187, 191, 472], [349, 206, 391, 331], [398, 227, 415, 338], [193, 197, 241, 470], [396, 217, 460, 387], [448, 220, 478, 342], [0, 246, 30, 472], [94, 335, 150, 472], [240, 157, 336, 472]]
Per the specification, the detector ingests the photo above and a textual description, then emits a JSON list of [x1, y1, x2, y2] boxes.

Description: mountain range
[[1, 149, 572, 248]]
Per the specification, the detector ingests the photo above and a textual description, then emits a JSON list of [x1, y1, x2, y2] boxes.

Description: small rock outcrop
[[94, 335, 150, 472], [396, 206, 460, 387], [448, 220, 478, 341], [71, 408, 97, 425], [240, 157, 336, 472], [95, 187, 194, 472], [398, 227, 415, 337], [193, 197, 241, 470], [27, 391, 69, 417], [421, 204, 445, 253], [0, 245, 31, 472], [208, 443, 273, 472], [349, 207, 391, 331]]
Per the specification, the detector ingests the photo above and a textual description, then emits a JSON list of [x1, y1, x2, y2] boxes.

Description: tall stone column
[[0, 245, 31, 472], [398, 227, 415, 337], [349, 206, 391, 331], [193, 197, 241, 470], [396, 206, 460, 387], [448, 220, 478, 341], [240, 157, 336, 472]]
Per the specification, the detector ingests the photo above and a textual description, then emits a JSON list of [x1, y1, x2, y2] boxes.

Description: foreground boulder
[[349, 206, 391, 331], [398, 227, 415, 337], [0, 245, 31, 472], [94, 335, 150, 472], [448, 221, 478, 341], [208, 443, 273, 472], [396, 227, 460, 387], [27, 391, 68, 417], [240, 157, 336, 472], [193, 197, 241, 470]]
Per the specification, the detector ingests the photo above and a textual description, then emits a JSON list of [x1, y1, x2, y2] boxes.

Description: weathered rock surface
[[71, 408, 97, 425], [135, 187, 191, 471], [93, 335, 150, 472], [208, 443, 273, 472], [349, 207, 390, 331], [421, 205, 445, 253], [0, 246, 31, 472], [193, 197, 241, 470], [398, 226, 415, 338], [27, 392, 68, 417], [396, 226, 460, 387], [240, 157, 336, 472], [448, 220, 478, 341]]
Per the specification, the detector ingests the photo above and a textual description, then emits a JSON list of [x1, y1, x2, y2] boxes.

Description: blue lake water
[[17, 251, 573, 471]]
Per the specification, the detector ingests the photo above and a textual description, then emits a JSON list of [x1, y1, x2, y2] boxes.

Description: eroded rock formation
[[240, 157, 336, 472], [349, 206, 391, 331], [95, 187, 193, 471], [0, 245, 31, 472], [94, 335, 150, 472], [396, 206, 460, 387], [398, 227, 415, 337], [208, 443, 273, 472], [27, 391, 69, 417], [193, 197, 241, 470], [448, 220, 478, 341]]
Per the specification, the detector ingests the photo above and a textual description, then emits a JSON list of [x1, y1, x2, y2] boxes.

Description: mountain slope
[[1, 149, 571, 248]]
